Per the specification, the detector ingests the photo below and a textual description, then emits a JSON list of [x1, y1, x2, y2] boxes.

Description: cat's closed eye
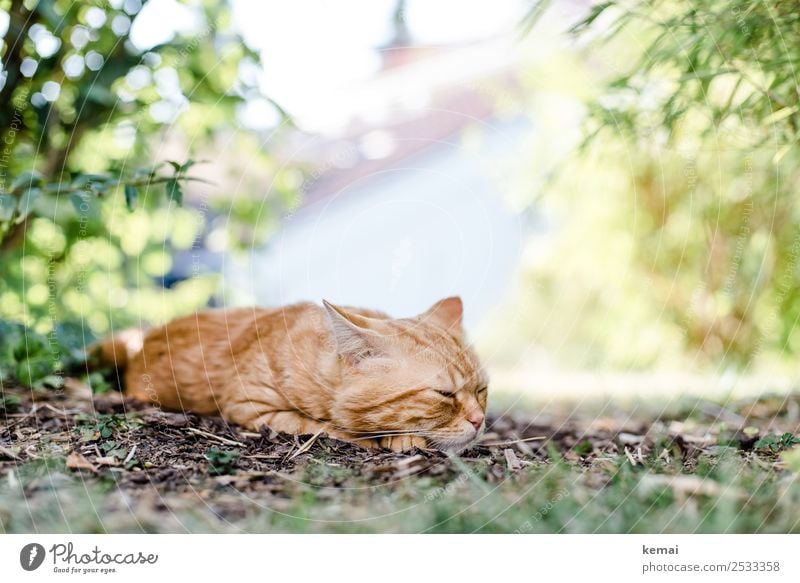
[[433, 389, 455, 399]]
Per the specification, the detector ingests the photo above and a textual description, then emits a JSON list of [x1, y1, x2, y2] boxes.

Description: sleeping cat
[[95, 297, 488, 452]]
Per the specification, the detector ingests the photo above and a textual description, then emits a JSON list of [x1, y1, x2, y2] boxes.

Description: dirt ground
[[1, 382, 580, 490], [2, 381, 800, 532]]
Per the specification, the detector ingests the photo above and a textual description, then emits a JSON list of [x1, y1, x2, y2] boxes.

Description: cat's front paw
[[379, 435, 428, 452]]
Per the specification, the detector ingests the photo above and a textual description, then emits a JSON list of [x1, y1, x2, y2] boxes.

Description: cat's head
[[324, 297, 488, 452]]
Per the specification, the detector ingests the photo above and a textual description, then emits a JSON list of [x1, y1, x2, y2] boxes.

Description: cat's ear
[[420, 296, 463, 334], [323, 300, 385, 364]]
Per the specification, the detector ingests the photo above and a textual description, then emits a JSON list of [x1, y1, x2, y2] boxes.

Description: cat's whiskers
[[362, 430, 425, 438], [327, 422, 476, 442], [328, 427, 425, 438]]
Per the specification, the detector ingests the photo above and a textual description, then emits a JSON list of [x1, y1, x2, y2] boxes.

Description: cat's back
[[124, 303, 320, 412], [231, 302, 389, 352], [123, 302, 389, 413]]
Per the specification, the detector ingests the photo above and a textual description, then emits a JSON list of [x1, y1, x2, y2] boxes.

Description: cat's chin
[[431, 426, 484, 454], [440, 441, 475, 454]]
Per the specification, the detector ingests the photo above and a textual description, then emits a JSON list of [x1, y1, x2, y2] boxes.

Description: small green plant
[[123, 457, 142, 470], [205, 448, 240, 476], [75, 413, 139, 443], [99, 440, 129, 462], [754, 433, 800, 454], [74, 414, 140, 468]]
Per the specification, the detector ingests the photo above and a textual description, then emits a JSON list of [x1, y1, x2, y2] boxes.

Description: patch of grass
[[3, 388, 799, 533], [10, 455, 70, 484], [2, 445, 799, 534], [303, 459, 356, 487]]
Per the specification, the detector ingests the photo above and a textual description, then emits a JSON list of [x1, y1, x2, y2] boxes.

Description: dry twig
[[186, 427, 245, 447]]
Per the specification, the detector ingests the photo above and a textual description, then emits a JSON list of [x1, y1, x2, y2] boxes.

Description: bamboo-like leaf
[[69, 192, 99, 219], [10, 171, 43, 191], [165, 179, 183, 204], [16, 188, 41, 222], [762, 106, 799, 126], [124, 185, 138, 210]]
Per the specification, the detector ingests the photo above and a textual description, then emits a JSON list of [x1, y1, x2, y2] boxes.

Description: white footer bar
[[1, 534, 797, 582]]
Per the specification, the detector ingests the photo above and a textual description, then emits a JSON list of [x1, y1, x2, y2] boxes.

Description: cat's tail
[[88, 328, 145, 370]]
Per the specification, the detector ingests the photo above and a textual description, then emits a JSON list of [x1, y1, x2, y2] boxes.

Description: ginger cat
[[96, 297, 488, 452]]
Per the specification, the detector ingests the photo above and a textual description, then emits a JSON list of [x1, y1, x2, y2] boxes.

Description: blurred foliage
[[0, 0, 297, 389], [574, 0, 800, 150], [508, 0, 800, 370], [0, 318, 81, 389]]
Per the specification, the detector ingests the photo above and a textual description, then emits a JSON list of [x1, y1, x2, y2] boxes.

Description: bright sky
[[131, 0, 527, 132]]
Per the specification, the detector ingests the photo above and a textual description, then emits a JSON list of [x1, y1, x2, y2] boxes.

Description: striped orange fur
[[97, 297, 488, 452]]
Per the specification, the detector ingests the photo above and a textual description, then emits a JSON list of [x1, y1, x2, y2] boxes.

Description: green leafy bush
[[511, 1, 800, 370], [0, 1, 297, 374]]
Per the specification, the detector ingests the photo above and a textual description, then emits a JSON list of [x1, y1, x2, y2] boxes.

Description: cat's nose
[[468, 412, 485, 431]]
